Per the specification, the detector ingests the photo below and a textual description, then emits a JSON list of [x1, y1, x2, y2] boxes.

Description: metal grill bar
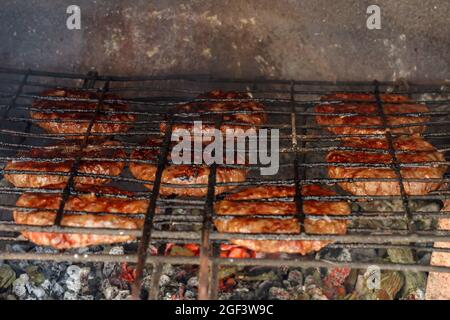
[[0, 67, 449, 300], [291, 81, 307, 237], [374, 81, 415, 233], [1, 71, 28, 121], [198, 115, 222, 300], [131, 116, 173, 299], [0, 251, 448, 274]]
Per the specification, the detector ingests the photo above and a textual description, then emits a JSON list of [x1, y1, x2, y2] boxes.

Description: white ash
[[268, 287, 290, 300], [12, 274, 29, 299], [287, 270, 303, 284], [158, 274, 171, 287], [187, 276, 198, 288], [103, 247, 125, 278]]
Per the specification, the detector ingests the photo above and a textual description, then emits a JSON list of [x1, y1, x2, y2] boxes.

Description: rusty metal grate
[[0, 67, 449, 300]]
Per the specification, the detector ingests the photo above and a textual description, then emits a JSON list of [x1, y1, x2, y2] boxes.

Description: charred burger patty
[[326, 136, 447, 196], [214, 185, 350, 255], [129, 138, 247, 197], [13, 185, 149, 249], [30, 89, 135, 138], [4, 140, 126, 188], [315, 93, 430, 135]]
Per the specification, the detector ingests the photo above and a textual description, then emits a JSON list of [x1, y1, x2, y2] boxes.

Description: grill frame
[[0, 66, 449, 299]]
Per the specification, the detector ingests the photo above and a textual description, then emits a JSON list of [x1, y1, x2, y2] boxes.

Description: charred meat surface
[[160, 90, 267, 135], [4, 140, 126, 188], [315, 93, 429, 135], [326, 136, 447, 196], [13, 185, 148, 249], [214, 185, 350, 255], [321, 93, 411, 102], [30, 89, 135, 138], [129, 138, 247, 197]]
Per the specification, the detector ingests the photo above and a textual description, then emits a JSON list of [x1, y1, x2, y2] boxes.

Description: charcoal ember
[[34, 246, 59, 254], [229, 287, 252, 299], [108, 276, 131, 290], [236, 270, 278, 282], [159, 274, 171, 287], [8, 244, 28, 253], [351, 271, 404, 300], [218, 266, 238, 280], [66, 265, 81, 279], [218, 292, 232, 300], [102, 263, 117, 278], [12, 273, 29, 299], [187, 276, 198, 288], [268, 287, 290, 300], [140, 274, 153, 294], [255, 280, 275, 298], [37, 261, 69, 282], [103, 285, 119, 300], [304, 271, 329, 300], [0, 264, 16, 289], [66, 277, 81, 292], [387, 248, 426, 299], [113, 291, 131, 300], [64, 265, 92, 297], [305, 287, 328, 300], [350, 249, 379, 263], [162, 264, 175, 277], [25, 265, 45, 286], [29, 285, 46, 299], [102, 246, 124, 277], [184, 290, 196, 300], [63, 291, 78, 300], [287, 269, 303, 285], [100, 279, 131, 300], [162, 283, 186, 300], [51, 282, 64, 299], [353, 200, 440, 230]]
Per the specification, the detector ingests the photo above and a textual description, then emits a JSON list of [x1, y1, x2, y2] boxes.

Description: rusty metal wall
[[0, 0, 449, 82]]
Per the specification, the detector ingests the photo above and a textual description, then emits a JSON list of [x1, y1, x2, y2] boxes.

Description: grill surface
[[0, 67, 449, 299]]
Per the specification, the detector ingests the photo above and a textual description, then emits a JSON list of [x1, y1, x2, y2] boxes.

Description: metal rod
[[198, 115, 222, 300], [0, 251, 449, 273], [131, 116, 173, 299]]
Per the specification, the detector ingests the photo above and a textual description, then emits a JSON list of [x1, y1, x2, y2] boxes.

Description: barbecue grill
[[0, 66, 449, 300]]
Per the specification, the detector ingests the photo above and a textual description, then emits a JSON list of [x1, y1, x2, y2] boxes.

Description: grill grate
[[0, 67, 449, 299]]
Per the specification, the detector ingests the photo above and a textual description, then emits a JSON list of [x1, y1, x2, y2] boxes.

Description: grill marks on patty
[[30, 89, 135, 138], [326, 136, 447, 196], [4, 140, 126, 188], [160, 90, 267, 135], [214, 185, 350, 255], [315, 93, 430, 135], [129, 138, 247, 197], [13, 185, 148, 249]]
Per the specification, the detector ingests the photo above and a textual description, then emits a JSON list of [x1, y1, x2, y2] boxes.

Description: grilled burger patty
[[315, 93, 430, 135], [322, 93, 411, 102], [30, 89, 135, 137], [13, 185, 149, 249], [326, 136, 447, 196], [4, 140, 126, 188], [214, 185, 350, 255], [160, 90, 267, 135], [129, 138, 247, 197]]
